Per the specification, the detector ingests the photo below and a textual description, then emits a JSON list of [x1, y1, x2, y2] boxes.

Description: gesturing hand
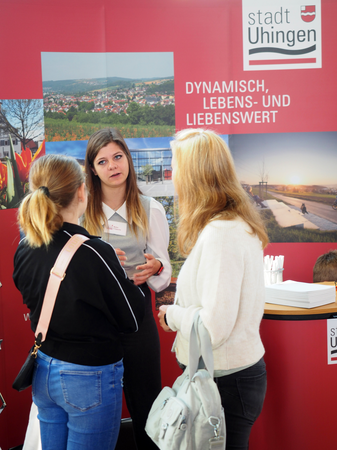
[[115, 248, 127, 266], [133, 254, 162, 285]]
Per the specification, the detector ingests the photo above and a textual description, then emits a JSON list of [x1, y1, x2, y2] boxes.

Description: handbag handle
[[35, 234, 89, 342], [188, 311, 214, 379]]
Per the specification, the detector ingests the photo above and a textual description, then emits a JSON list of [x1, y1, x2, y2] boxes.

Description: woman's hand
[[158, 305, 172, 332], [115, 248, 127, 266], [133, 253, 162, 285]]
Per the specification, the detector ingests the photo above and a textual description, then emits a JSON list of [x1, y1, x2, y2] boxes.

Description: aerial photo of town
[[41, 52, 175, 141], [43, 77, 175, 141]]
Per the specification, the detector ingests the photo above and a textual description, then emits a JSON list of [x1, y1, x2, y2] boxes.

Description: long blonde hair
[[18, 154, 85, 247], [82, 128, 148, 237], [172, 128, 269, 256]]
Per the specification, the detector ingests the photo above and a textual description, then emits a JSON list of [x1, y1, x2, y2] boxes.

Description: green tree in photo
[[141, 164, 154, 184], [127, 102, 142, 124], [66, 106, 77, 122]]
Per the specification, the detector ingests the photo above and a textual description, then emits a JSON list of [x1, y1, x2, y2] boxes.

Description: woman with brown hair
[[83, 128, 171, 450], [158, 128, 269, 450]]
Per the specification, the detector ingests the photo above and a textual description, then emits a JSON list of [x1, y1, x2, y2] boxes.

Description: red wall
[[1, 0, 337, 448], [0, 210, 32, 449], [250, 317, 337, 450]]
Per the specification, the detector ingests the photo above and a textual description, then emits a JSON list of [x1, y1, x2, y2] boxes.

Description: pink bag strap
[[35, 234, 89, 342]]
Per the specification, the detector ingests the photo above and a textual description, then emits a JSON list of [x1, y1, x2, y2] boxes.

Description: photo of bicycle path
[[268, 191, 337, 230], [229, 131, 337, 241]]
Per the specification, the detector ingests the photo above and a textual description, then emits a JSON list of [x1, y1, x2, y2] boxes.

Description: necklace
[[104, 199, 125, 211], [112, 201, 125, 211]]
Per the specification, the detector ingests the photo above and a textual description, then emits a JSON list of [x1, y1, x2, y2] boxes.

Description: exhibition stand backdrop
[[1, 0, 337, 449]]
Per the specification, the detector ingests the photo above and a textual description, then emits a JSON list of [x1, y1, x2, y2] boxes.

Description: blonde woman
[[13, 154, 145, 450], [83, 128, 172, 450], [158, 128, 268, 450]]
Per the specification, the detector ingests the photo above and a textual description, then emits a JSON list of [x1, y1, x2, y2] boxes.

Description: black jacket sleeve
[[66, 238, 146, 333]]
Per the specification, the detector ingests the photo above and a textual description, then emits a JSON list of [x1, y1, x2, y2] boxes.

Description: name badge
[[105, 220, 127, 236]]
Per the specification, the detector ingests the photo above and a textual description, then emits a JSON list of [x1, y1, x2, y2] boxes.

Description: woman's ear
[[91, 165, 97, 176], [78, 183, 86, 202]]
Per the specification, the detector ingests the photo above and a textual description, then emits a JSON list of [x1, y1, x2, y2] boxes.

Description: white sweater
[[166, 217, 265, 370]]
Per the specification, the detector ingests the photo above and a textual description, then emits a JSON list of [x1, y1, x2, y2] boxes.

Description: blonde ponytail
[[19, 188, 62, 247], [18, 154, 85, 248]]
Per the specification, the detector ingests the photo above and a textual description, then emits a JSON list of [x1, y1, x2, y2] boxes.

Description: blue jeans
[[32, 351, 124, 450], [215, 358, 267, 450]]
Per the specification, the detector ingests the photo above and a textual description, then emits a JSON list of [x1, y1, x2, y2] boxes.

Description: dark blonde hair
[[313, 250, 337, 282], [171, 128, 269, 256], [83, 127, 148, 237], [18, 154, 85, 247]]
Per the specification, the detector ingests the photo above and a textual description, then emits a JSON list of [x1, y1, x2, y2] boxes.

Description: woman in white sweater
[[158, 128, 269, 450]]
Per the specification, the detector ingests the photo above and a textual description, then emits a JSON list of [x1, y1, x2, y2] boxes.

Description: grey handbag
[[145, 311, 226, 450]]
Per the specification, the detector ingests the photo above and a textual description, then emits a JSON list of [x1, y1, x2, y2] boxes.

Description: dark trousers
[[118, 284, 161, 450], [215, 357, 267, 450]]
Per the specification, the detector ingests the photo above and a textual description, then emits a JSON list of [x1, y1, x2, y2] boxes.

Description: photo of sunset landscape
[[229, 131, 337, 242]]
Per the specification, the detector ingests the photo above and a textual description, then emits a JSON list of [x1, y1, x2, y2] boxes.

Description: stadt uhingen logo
[[242, 0, 322, 71]]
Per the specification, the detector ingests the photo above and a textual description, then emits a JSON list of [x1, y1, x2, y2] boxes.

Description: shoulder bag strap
[[188, 310, 214, 379], [35, 234, 89, 342]]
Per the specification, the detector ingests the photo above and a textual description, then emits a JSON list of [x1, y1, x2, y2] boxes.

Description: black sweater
[[13, 223, 145, 366]]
